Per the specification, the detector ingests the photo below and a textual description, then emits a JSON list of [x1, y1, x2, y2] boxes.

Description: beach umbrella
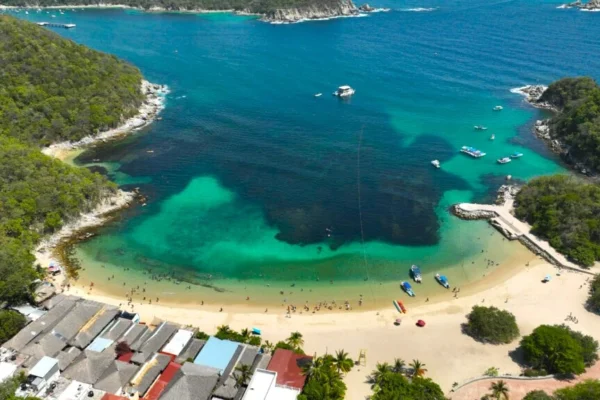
[[394, 318, 402, 325], [416, 319, 426, 327], [544, 275, 551, 282]]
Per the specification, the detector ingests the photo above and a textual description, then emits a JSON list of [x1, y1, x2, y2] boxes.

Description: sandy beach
[[58, 257, 600, 399]]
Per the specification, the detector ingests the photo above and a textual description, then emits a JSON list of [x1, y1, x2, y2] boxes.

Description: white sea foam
[[398, 7, 437, 12], [268, 13, 368, 24], [580, 8, 600, 11]]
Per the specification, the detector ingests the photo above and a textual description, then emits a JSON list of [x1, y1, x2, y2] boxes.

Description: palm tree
[[286, 331, 304, 349], [369, 362, 391, 385], [240, 328, 251, 342], [409, 359, 427, 377], [490, 380, 509, 400], [235, 364, 252, 388], [392, 358, 405, 374], [262, 340, 275, 354], [333, 350, 354, 374], [217, 324, 231, 335], [301, 356, 326, 380]]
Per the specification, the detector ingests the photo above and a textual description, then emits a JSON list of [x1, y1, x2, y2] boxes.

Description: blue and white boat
[[435, 274, 450, 289], [410, 265, 422, 283], [460, 146, 486, 158], [511, 152, 523, 159], [401, 281, 415, 297]]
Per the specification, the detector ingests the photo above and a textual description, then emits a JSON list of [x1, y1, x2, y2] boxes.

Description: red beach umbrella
[[416, 319, 426, 327]]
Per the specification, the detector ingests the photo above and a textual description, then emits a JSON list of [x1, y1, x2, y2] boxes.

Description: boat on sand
[[435, 273, 450, 288], [401, 281, 415, 297]]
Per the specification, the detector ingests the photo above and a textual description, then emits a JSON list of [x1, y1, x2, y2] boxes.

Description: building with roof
[[212, 345, 260, 400], [159, 363, 219, 400], [94, 360, 139, 394], [0, 362, 17, 383], [16, 356, 60, 397], [242, 369, 300, 400], [175, 339, 205, 364], [69, 306, 120, 349], [56, 347, 82, 371], [52, 380, 106, 400], [11, 304, 47, 322], [266, 349, 312, 391], [126, 353, 171, 397], [131, 322, 178, 364], [161, 330, 193, 357], [193, 337, 240, 373], [62, 350, 115, 385], [143, 361, 180, 400]]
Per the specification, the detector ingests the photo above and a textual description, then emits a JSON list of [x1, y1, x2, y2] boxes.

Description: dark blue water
[[7, 1, 599, 283]]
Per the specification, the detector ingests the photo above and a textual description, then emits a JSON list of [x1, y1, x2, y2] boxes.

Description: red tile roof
[[143, 361, 181, 400], [266, 349, 313, 390], [102, 394, 128, 400], [117, 352, 134, 362]]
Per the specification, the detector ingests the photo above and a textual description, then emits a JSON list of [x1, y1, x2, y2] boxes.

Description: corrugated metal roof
[[87, 337, 114, 353], [175, 339, 205, 364], [128, 353, 171, 396], [161, 330, 193, 357], [143, 361, 181, 400], [29, 356, 58, 378], [159, 363, 219, 400], [193, 337, 239, 373]]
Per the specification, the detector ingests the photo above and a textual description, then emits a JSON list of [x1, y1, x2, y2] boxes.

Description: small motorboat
[[333, 85, 355, 97], [497, 157, 512, 164], [435, 273, 450, 289], [493, 106, 503, 111], [511, 152, 523, 158], [410, 265, 422, 283], [474, 125, 488, 131], [490, 134, 495, 140], [401, 281, 415, 297], [314, 93, 322, 97], [431, 160, 440, 169]]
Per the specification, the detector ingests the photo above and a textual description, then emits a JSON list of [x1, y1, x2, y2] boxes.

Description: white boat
[[493, 106, 503, 111], [410, 265, 422, 283], [431, 160, 440, 168], [511, 152, 523, 158], [333, 85, 355, 97], [314, 93, 322, 97], [497, 157, 512, 164], [474, 125, 488, 131], [461, 146, 486, 158], [490, 134, 495, 140], [435, 274, 450, 289], [25, 11, 29, 14]]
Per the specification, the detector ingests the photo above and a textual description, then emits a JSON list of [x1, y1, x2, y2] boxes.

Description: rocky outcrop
[[359, 3, 374, 11], [510, 85, 556, 111], [262, 0, 359, 23], [560, 0, 600, 10]]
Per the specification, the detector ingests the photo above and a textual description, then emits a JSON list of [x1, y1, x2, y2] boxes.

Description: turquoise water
[[8, 1, 600, 287]]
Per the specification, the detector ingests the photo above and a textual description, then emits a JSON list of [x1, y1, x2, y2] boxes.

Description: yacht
[[410, 265, 422, 283], [460, 146, 486, 158], [431, 160, 440, 168], [333, 85, 355, 97], [474, 125, 488, 131], [511, 152, 523, 158], [493, 106, 503, 111], [497, 157, 512, 164]]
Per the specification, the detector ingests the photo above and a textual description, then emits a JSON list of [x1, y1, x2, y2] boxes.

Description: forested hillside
[[0, 0, 345, 13], [0, 16, 134, 304], [514, 175, 600, 267], [538, 77, 600, 172], [0, 16, 143, 145]]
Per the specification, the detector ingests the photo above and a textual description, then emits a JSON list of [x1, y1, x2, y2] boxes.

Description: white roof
[[161, 329, 193, 356], [268, 385, 300, 400], [30, 356, 58, 378], [0, 362, 17, 383], [338, 85, 351, 90], [57, 380, 92, 400], [242, 369, 276, 400]]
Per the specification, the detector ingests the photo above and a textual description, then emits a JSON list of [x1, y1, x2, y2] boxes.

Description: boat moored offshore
[[511, 152, 523, 158], [474, 125, 488, 131], [435, 274, 450, 288], [410, 265, 422, 283], [401, 281, 415, 297], [460, 146, 486, 158], [333, 85, 355, 97], [497, 157, 512, 164], [493, 106, 503, 111], [431, 160, 440, 168]]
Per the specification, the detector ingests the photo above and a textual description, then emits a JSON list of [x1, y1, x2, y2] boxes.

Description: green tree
[[332, 350, 353, 374], [261, 340, 275, 354], [369, 371, 445, 400], [409, 359, 427, 377], [234, 364, 252, 388], [298, 356, 346, 400], [369, 362, 392, 386], [490, 380, 509, 400], [287, 331, 304, 348], [587, 274, 600, 314], [523, 390, 553, 400], [520, 325, 586, 375], [464, 306, 520, 344], [0, 310, 26, 344], [554, 379, 600, 400], [392, 358, 406, 374]]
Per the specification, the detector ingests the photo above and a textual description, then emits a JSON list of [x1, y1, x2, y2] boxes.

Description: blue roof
[[193, 336, 239, 372], [87, 337, 114, 352]]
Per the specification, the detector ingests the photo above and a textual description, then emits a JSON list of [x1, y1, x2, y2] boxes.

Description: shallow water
[[8, 0, 600, 301]]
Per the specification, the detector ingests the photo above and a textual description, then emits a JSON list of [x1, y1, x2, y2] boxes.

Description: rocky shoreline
[[511, 85, 595, 177], [558, 0, 600, 11], [42, 80, 168, 159]]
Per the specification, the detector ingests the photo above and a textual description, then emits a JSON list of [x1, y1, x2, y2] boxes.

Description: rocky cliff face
[[261, 0, 359, 23]]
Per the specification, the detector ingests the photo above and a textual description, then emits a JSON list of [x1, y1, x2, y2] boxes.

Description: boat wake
[[398, 7, 437, 12]]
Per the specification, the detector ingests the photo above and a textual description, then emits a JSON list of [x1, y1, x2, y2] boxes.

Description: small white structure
[[0, 362, 17, 383], [242, 369, 300, 400], [56, 380, 93, 400], [16, 356, 60, 397], [161, 329, 193, 357]]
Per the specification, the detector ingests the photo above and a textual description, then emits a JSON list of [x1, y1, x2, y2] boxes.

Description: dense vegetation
[[523, 390, 553, 400], [523, 380, 600, 400], [587, 274, 600, 314], [0, 373, 39, 400], [538, 77, 600, 172], [0, 16, 143, 145], [463, 306, 520, 344], [520, 325, 599, 375], [368, 359, 445, 400], [0, 0, 347, 13], [0, 17, 136, 304], [514, 175, 600, 266], [0, 310, 26, 343], [298, 352, 353, 400]]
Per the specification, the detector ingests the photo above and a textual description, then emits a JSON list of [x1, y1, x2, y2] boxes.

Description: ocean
[[7, 0, 600, 307]]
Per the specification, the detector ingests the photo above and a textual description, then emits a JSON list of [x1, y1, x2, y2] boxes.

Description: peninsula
[[0, 0, 386, 23]]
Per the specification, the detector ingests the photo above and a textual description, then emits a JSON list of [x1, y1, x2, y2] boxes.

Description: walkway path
[[450, 361, 600, 399]]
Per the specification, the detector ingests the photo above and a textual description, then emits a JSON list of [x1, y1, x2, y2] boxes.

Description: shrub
[[520, 325, 586, 375], [554, 379, 600, 400], [587, 274, 600, 314], [194, 331, 209, 340], [484, 367, 499, 377], [464, 306, 520, 344], [0, 310, 26, 344], [523, 390, 553, 400]]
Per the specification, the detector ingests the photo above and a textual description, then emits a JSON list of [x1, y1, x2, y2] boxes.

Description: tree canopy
[[523, 390, 553, 400], [514, 175, 600, 267], [463, 306, 520, 344], [587, 274, 600, 314], [520, 325, 598, 375], [553, 379, 600, 400], [298, 354, 348, 400], [0, 310, 26, 344], [538, 77, 600, 172]]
